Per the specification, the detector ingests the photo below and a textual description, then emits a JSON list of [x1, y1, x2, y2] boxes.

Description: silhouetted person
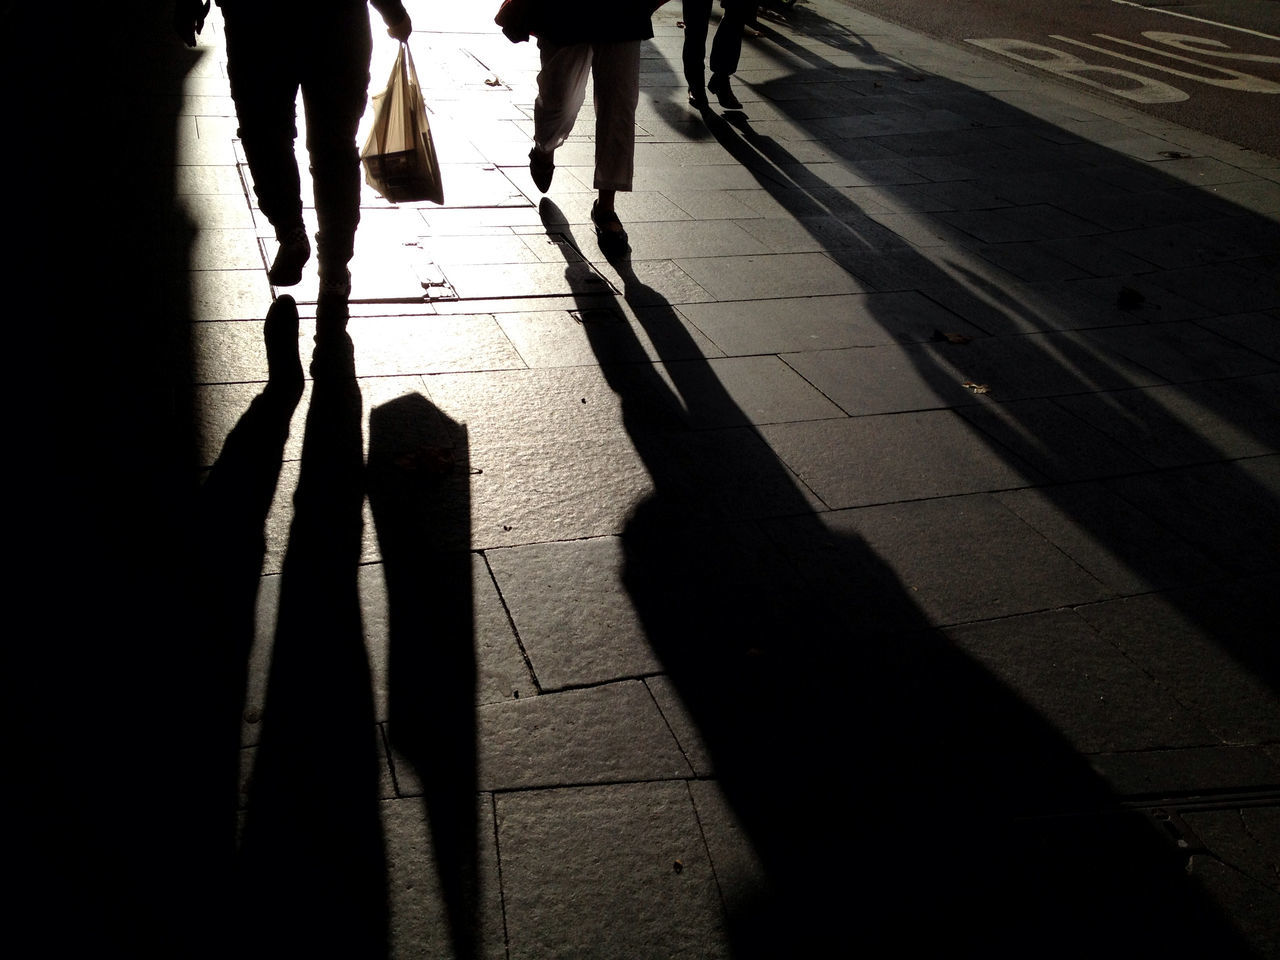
[[683, 0, 749, 108], [175, 0, 413, 324], [522, 0, 655, 258]]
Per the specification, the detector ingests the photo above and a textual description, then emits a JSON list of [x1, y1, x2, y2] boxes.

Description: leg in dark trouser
[[300, 10, 373, 308], [222, 9, 309, 283], [682, 0, 712, 103]]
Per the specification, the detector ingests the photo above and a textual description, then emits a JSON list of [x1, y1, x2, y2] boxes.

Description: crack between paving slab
[[479, 549, 543, 698]]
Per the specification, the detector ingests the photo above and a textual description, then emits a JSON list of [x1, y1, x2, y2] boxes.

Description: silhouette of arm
[[372, 0, 412, 40]]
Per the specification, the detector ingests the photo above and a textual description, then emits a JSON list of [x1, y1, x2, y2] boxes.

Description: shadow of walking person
[[539, 197, 1254, 957], [237, 328, 388, 957], [184, 297, 305, 954], [367, 393, 480, 960]]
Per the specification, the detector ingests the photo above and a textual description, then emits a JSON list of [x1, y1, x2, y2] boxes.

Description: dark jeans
[[221, 2, 373, 273], [682, 0, 747, 88]]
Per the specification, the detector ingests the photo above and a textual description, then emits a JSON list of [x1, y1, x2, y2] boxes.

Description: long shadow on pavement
[[686, 7, 1280, 699], [368, 392, 480, 960], [636, 5, 1280, 948], [236, 333, 388, 956], [542, 197, 1255, 956]]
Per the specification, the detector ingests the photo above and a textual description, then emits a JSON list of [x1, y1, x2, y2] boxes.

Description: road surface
[[837, 0, 1280, 157]]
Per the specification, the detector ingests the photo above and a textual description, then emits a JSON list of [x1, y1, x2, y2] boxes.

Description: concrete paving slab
[[590, 256, 720, 305], [496, 782, 727, 960], [1029, 235, 1163, 278], [671, 354, 847, 426], [1079, 321, 1280, 384], [840, 181, 960, 214], [485, 537, 659, 690], [477, 682, 692, 790], [422, 364, 654, 517], [1107, 458, 1280, 579], [958, 397, 1154, 483], [1047, 274, 1217, 325], [494, 308, 711, 371], [841, 493, 1112, 624], [419, 205, 546, 233], [416, 233, 566, 267], [188, 227, 263, 271], [188, 269, 273, 323], [1088, 746, 1280, 799], [1196, 311, 1280, 364], [1101, 222, 1259, 272], [782, 341, 975, 415], [1185, 828, 1280, 958], [194, 380, 298, 468], [736, 212, 912, 254], [942, 610, 1214, 754], [678, 289, 975, 354], [865, 209, 983, 246], [382, 796, 507, 960], [615, 218, 772, 259], [935, 207, 1067, 245], [439, 259, 615, 301], [358, 557, 533, 720], [192, 318, 275, 385], [1195, 177, 1280, 216], [661, 187, 771, 221], [673, 250, 868, 300], [829, 244, 976, 290], [1075, 587, 1280, 744], [1147, 261, 1280, 316], [969, 240, 1092, 283], [760, 410, 1039, 509], [646, 676, 712, 778], [495, 305, 719, 369], [175, 163, 244, 197], [346, 313, 526, 377], [995, 481, 1226, 594], [1058, 383, 1278, 470]]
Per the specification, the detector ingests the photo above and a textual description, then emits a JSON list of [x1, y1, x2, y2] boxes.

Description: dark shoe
[[708, 73, 742, 110], [590, 200, 629, 258], [688, 87, 708, 108], [529, 146, 554, 193], [267, 227, 310, 286]]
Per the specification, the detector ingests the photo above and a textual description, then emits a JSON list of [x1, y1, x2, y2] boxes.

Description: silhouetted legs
[[221, 4, 372, 298], [683, 0, 747, 104]]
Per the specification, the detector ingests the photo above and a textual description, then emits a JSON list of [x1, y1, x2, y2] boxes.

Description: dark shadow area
[[367, 393, 479, 960], [189, 296, 305, 951], [543, 194, 1259, 955], [6, 7, 218, 955], [237, 333, 387, 955]]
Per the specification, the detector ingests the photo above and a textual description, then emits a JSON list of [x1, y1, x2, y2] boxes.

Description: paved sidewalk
[[26, 1, 1280, 957]]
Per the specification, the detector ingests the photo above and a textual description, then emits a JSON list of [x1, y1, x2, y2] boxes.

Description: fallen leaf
[[962, 381, 991, 394]]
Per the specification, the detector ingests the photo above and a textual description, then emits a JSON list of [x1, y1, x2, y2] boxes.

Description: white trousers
[[534, 39, 641, 192]]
